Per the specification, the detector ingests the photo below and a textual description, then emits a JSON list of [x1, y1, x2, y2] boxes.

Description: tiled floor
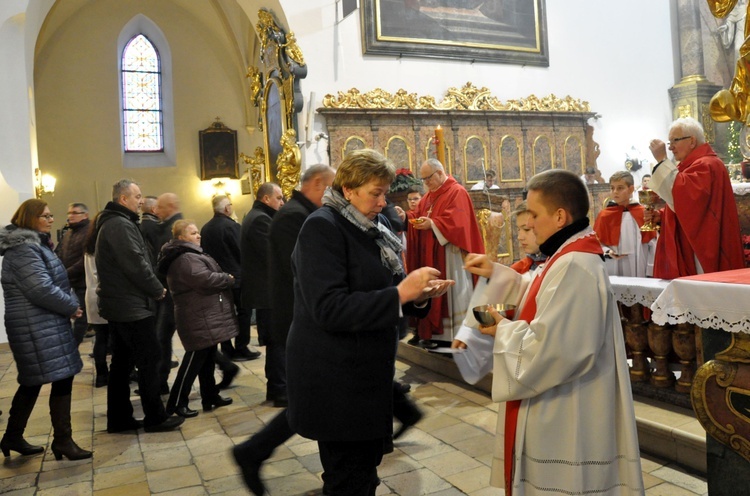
[[0, 336, 708, 495]]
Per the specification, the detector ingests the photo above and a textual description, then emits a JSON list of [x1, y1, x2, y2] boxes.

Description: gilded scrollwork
[[240, 146, 265, 196], [280, 32, 305, 66], [323, 82, 590, 112], [276, 129, 301, 199]]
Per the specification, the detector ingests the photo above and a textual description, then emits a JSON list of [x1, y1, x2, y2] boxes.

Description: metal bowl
[[472, 304, 516, 326]]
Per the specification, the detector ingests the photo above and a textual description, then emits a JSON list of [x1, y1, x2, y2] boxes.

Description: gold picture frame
[[361, 0, 548, 66]]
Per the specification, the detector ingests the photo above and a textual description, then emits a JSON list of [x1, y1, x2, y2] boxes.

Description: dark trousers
[[318, 438, 384, 496], [155, 292, 176, 388], [259, 309, 285, 397], [14, 376, 74, 401], [72, 287, 88, 345], [234, 287, 251, 350], [235, 409, 294, 463], [91, 323, 110, 376], [107, 317, 167, 429], [166, 346, 217, 411]]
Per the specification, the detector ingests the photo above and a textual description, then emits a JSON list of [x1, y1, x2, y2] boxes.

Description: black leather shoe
[[218, 364, 240, 390], [144, 415, 184, 433], [170, 360, 179, 369], [175, 406, 198, 418], [232, 348, 261, 362], [203, 396, 233, 412], [407, 334, 420, 345], [107, 419, 144, 433], [394, 381, 411, 394], [419, 339, 438, 350], [272, 395, 288, 408], [232, 445, 265, 495]]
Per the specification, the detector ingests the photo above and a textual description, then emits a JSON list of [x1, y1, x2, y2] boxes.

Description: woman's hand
[[397, 267, 440, 304], [464, 253, 494, 279], [414, 278, 455, 303]]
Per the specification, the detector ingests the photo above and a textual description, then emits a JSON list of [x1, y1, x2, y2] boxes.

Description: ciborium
[[638, 189, 661, 232]]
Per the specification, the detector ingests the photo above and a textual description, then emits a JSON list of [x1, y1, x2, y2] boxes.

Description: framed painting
[[199, 120, 239, 180], [361, 0, 548, 66]]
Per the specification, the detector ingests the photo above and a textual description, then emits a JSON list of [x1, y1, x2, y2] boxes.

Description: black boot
[[95, 363, 109, 388], [392, 382, 422, 440], [0, 390, 44, 457], [49, 395, 92, 461], [232, 410, 294, 495]]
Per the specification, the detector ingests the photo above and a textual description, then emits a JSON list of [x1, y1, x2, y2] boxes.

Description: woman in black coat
[[285, 149, 452, 495], [157, 220, 236, 418], [0, 199, 91, 460]]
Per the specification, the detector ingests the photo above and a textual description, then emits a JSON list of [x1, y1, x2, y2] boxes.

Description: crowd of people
[[0, 116, 744, 495]]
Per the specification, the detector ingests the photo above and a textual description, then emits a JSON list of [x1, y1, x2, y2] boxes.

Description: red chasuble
[[406, 176, 485, 338], [654, 143, 744, 279], [503, 232, 603, 495], [593, 204, 656, 246]]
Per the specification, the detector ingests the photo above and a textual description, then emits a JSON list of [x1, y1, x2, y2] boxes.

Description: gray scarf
[[322, 187, 404, 276]]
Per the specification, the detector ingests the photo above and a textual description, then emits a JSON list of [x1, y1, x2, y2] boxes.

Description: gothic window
[[122, 34, 163, 152]]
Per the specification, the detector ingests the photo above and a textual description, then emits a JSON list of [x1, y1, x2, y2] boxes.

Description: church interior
[[1, 0, 749, 494]]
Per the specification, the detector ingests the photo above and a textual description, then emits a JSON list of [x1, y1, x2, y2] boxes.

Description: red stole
[[503, 232, 603, 494], [593, 204, 656, 246]]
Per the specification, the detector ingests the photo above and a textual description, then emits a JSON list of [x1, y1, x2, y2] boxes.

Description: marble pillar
[[670, 0, 728, 155]]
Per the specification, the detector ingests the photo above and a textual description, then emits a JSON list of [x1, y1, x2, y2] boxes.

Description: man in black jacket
[[55, 202, 90, 344], [96, 179, 183, 434], [232, 165, 334, 494], [240, 182, 284, 401], [201, 195, 260, 361]]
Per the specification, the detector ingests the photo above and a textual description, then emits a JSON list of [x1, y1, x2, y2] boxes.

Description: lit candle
[[435, 125, 446, 166]]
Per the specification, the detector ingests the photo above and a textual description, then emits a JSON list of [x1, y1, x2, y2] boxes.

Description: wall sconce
[[34, 168, 56, 199], [212, 179, 229, 198]]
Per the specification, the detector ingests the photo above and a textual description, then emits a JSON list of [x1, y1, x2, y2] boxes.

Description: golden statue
[[240, 146, 265, 196], [276, 129, 301, 199], [247, 66, 262, 107], [281, 32, 305, 66], [707, 0, 750, 123]]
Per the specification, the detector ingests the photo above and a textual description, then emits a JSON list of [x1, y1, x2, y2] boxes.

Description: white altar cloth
[[609, 276, 670, 308], [650, 268, 750, 333]]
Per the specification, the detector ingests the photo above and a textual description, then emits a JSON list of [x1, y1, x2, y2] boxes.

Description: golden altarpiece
[[319, 83, 608, 264], [241, 10, 306, 199]]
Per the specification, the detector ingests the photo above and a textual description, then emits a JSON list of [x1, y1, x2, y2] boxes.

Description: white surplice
[[602, 211, 657, 278], [475, 230, 644, 495]]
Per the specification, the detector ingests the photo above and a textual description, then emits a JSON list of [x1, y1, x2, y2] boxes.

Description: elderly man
[[201, 195, 260, 362], [96, 179, 183, 433], [406, 159, 484, 347], [55, 202, 91, 344], [648, 117, 744, 278]]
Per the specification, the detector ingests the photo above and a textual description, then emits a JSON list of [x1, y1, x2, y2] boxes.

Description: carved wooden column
[[648, 322, 676, 388], [672, 323, 697, 393], [624, 304, 650, 382]]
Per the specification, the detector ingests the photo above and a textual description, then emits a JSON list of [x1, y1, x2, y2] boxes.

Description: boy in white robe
[[462, 169, 644, 496], [594, 171, 657, 277]]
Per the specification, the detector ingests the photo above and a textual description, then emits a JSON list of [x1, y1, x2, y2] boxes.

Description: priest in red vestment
[[406, 159, 484, 345], [648, 117, 744, 279]]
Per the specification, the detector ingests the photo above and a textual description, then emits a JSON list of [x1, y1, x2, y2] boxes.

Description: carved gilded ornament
[[276, 129, 302, 199], [240, 147, 266, 196], [323, 82, 591, 112], [706, 1, 750, 123], [691, 332, 750, 463], [246, 66, 263, 107]]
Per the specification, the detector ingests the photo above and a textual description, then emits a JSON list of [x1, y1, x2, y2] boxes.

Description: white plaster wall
[[285, 0, 677, 178]]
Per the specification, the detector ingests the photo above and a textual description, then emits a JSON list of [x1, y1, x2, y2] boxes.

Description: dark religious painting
[[199, 121, 238, 180], [362, 0, 548, 66]]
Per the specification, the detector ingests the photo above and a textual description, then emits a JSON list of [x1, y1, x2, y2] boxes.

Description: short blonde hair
[[172, 219, 197, 239], [332, 149, 395, 194]]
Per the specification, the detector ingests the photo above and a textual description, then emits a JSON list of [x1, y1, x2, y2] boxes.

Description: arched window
[[121, 34, 162, 152]]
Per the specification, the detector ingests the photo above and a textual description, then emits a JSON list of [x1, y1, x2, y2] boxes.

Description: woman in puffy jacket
[[0, 199, 92, 460], [157, 220, 237, 418]]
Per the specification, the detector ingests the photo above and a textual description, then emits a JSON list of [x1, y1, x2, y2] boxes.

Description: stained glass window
[[122, 34, 163, 152]]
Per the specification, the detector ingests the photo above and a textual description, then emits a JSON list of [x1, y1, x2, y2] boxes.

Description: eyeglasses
[[668, 136, 691, 146], [67, 211, 85, 215], [420, 171, 437, 182], [38, 214, 54, 220]]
